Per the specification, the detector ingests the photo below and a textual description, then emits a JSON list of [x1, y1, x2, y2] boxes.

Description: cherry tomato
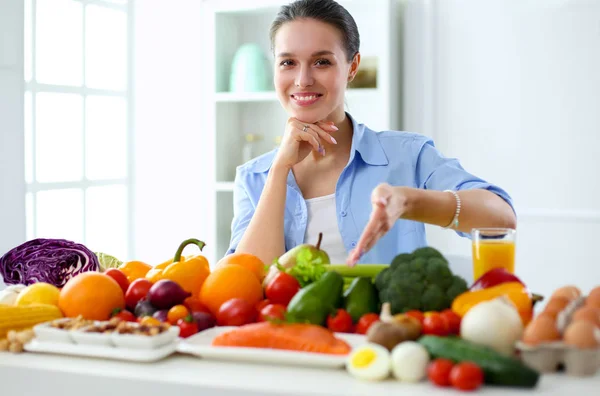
[[217, 298, 257, 326], [327, 309, 354, 333], [427, 358, 455, 387], [125, 278, 153, 311], [255, 299, 271, 313], [405, 310, 425, 325], [440, 309, 462, 335], [355, 313, 380, 335], [177, 315, 199, 338], [183, 297, 211, 314], [111, 308, 136, 322], [138, 316, 162, 326], [105, 268, 130, 294], [167, 304, 189, 325], [265, 272, 301, 306], [450, 362, 484, 391], [258, 304, 286, 322], [422, 312, 450, 336]]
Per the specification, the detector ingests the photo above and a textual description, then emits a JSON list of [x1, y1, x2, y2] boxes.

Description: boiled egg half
[[346, 343, 391, 381]]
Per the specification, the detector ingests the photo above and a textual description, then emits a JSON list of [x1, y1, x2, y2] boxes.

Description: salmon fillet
[[211, 322, 351, 355]]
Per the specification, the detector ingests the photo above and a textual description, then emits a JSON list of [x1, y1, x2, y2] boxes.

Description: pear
[[262, 233, 330, 287]]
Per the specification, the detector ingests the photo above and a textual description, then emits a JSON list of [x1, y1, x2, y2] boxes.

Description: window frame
[[24, 0, 135, 258]]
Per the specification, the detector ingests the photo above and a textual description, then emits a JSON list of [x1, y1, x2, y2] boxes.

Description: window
[[24, 0, 132, 260]]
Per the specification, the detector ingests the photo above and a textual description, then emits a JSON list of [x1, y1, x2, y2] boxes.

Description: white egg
[[346, 343, 391, 381], [390, 341, 430, 382]]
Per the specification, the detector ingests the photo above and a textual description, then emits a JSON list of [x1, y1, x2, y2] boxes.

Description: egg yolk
[[351, 349, 377, 368]]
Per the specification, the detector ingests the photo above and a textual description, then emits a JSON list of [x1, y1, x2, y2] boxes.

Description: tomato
[[440, 309, 462, 335], [355, 313, 380, 334], [167, 304, 189, 325], [111, 308, 136, 322], [450, 362, 484, 391], [125, 278, 153, 311], [422, 312, 450, 336], [183, 297, 211, 314], [177, 315, 199, 338], [138, 316, 162, 326], [258, 304, 286, 322], [217, 298, 257, 326], [327, 309, 353, 333], [427, 358, 455, 387], [255, 299, 271, 313], [405, 310, 425, 325], [105, 268, 130, 294], [265, 272, 300, 306]]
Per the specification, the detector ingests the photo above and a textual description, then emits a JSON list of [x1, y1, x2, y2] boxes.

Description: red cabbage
[[0, 238, 100, 287]]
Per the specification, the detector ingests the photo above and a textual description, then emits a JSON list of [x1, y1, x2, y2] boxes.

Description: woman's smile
[[290, 92, 323, 107]]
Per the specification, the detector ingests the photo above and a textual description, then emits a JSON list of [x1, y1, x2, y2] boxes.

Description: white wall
[[132, 0, 213, 264], [0, 0, 25, 257], [404, 0, 600, 299]]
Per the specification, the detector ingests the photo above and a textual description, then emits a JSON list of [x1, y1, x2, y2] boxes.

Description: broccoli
[[375, 247, 468, 314]]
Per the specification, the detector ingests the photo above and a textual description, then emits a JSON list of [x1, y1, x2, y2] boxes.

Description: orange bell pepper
[[118, 260, 152, 283], [451, 281, 533, 325], [145, 238, 210, 297]]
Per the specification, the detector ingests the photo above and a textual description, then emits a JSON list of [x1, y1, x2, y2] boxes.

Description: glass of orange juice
[[471, 228, 516, 281]]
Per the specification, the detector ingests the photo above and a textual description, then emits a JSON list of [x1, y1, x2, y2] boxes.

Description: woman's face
[[273, 18, 359, 124]]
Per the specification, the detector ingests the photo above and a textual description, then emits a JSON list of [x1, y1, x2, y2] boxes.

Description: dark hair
[[270, 0, 360, 62]]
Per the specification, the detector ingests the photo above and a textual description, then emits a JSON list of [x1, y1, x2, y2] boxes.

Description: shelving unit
[[200, 0, 403, 265]]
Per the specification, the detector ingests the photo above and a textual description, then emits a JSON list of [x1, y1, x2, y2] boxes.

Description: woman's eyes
[[279, 59, 332, 67]]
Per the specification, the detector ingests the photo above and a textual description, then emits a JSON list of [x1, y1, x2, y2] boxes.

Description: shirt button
[[351, 241, 357, 247], [341, 211, 347, 217]]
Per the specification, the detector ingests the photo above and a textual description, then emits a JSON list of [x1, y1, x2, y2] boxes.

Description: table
[[1, 351, 599, 396]]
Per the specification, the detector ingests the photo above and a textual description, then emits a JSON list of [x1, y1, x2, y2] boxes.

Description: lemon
[[96, 252, 123, 272], [16, 282, 61, 307]]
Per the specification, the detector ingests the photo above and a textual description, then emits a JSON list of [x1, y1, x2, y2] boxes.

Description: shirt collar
[[248, 112, 389, 174]]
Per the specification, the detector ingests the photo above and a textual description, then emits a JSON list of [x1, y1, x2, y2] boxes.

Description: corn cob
[[0, 304, 63, 339]]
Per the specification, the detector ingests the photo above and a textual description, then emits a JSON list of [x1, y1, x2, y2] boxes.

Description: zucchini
[[418, 335, 539, 388]]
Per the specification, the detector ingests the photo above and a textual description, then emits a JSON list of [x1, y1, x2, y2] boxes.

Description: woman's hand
[[347, 183, 410, 266], [272, 117, 338, 170]]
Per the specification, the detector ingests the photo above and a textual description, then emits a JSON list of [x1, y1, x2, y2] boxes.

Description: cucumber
[[326, 264, 388, 278], [418, 336, 539, 388]]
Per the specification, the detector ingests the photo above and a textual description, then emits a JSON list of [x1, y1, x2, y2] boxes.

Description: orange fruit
[[199, 264, 263, 316], [118, 260, 152, 283], [215, 253, 266, 282], [58, 272, 125, 320]]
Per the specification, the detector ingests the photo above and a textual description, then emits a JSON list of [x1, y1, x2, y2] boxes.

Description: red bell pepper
[[469, 268, 524, 291]]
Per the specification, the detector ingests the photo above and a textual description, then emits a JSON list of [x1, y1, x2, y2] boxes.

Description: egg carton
[[516, 296, 600, 377]]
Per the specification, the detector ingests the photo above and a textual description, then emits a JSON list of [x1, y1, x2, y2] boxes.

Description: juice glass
[[471, 228, 516, 281]]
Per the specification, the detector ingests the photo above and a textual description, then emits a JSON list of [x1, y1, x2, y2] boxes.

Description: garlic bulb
[[0, 284, 27, 305]]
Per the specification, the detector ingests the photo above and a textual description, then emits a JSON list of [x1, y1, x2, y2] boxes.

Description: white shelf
[[215, 182, 235, 192]]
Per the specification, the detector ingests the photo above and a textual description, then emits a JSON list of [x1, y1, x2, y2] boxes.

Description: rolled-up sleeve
[[414, 138, 515, 237], [225, 168, 255, 256]]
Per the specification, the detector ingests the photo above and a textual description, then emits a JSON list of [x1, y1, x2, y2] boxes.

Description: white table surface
[[1, 351, 599, 396]]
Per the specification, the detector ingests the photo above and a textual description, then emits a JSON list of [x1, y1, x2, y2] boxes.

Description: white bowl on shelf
[[70, 324, 115, 347]]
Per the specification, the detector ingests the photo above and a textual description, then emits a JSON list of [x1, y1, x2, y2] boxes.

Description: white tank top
[[303, 194, 348, 264]]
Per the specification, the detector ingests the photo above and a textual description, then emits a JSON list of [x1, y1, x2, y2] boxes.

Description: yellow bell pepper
[[145, 238, 210, 297], [118, 260, 152, 283], [451, 281, 534, 325]]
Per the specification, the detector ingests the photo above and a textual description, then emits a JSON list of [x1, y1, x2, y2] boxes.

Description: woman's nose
[[295, 65, 314, 88]]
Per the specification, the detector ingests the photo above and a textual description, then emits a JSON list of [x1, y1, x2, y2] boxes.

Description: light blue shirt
[[226, 113, 514, 264]]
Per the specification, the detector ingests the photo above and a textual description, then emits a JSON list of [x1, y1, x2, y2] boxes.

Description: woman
[[226, 0, 516, 267]]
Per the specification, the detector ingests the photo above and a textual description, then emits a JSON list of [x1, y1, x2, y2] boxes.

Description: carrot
[[212, 322, 351, 355]]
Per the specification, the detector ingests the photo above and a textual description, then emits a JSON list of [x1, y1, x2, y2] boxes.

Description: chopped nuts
[[0, 338, 9, 351]]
